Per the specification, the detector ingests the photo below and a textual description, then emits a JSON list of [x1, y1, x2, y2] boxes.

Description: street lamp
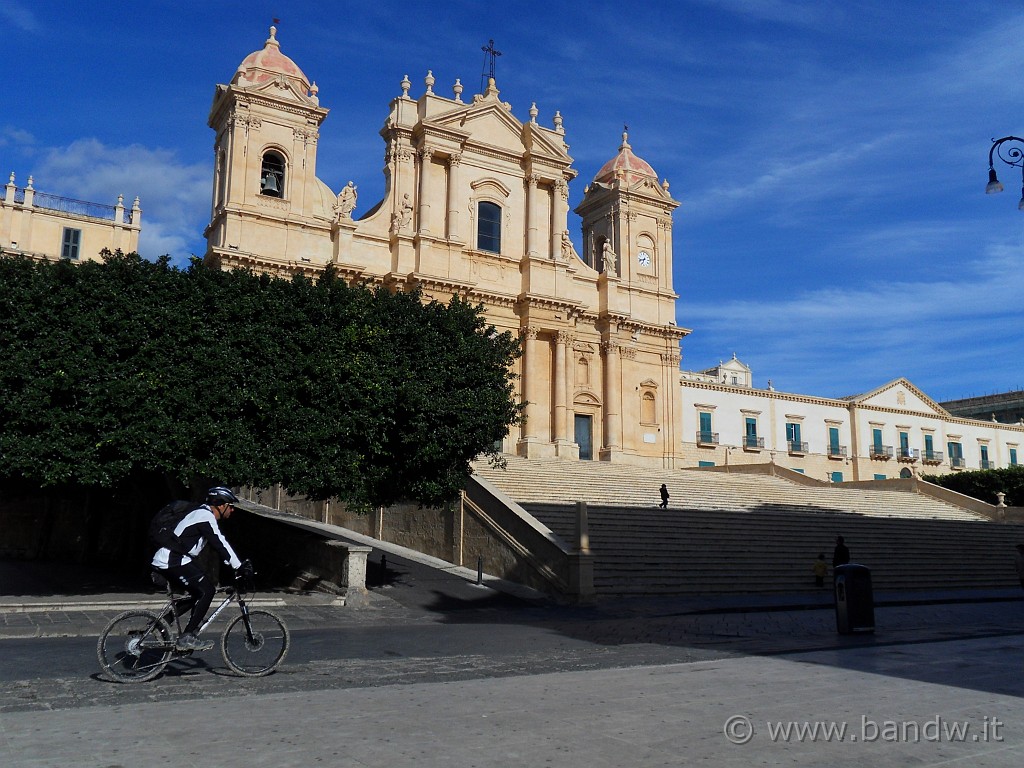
[[985, 135, 1024, 209]]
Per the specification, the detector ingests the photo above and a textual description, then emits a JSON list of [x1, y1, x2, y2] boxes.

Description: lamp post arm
[[988, 136, 1024, 170]]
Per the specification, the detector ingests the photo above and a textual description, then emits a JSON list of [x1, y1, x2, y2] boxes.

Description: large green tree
[[0, 251, 522, 509]]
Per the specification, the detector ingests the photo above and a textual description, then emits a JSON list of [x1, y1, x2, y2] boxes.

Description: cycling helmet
[[206, 486, 239, 506]]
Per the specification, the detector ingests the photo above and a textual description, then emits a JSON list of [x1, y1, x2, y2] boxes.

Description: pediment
[[846, 378, 949, 416], [429, 102, 527, 154], [240, 77, 315, 106]]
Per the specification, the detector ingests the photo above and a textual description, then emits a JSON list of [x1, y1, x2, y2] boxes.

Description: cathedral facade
[[204, 28, 1024, 480], [205, 28, 689, 467]]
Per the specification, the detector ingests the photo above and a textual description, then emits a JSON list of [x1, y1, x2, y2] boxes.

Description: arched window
[[477, 201, 501, 253], [260, 151, 286, 198]]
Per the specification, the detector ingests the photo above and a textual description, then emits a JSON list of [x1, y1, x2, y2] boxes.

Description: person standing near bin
[[659, 484, 670, 508], [813, 553, 828, 588], [833, 536, 850, 568]]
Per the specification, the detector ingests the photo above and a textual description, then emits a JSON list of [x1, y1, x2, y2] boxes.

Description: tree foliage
[[922, 465, 1024, 507], [0, 251, 522, 509]]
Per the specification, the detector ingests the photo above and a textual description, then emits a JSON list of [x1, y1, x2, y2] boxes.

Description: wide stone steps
[[471, 456, 1016, 595], [525, 503, 1023, 594], [474, 456, 982, 521]]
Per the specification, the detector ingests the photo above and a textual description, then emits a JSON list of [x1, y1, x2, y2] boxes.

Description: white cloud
[[32, 139, 209, 264], [0, 2, 39, 32], [681, 242, 1024, 399]]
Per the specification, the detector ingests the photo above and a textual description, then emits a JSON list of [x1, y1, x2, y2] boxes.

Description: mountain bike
[[96, 563, 290, 682]]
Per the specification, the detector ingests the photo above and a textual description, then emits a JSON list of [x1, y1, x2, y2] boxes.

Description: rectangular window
[[874, 474, 887, 480], [61, 228, 82, 260], [477, 201, 501, 253], [948, 441, 964, 468], [872, 428, 883, 451], [745, 417, 759, 448], [899, 431, 910, 458], [1011, 448, 1018, 466], [980, 444, 991, 469], [698, 412, 713, 443], [924, 434, 934, 453], [829, 427, 840, 451], [831, 471, 844, 483], [698, 461, 715, 468]]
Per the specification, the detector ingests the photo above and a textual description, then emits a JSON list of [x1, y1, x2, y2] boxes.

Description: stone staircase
[[472, 457, 1024, 595]]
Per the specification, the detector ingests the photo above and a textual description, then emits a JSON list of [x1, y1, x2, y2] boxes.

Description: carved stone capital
[[522, 326, 541, 341]]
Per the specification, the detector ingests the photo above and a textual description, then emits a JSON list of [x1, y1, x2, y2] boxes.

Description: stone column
[[526, 174, 539, 257], [551, 179, 569, 259], [517, 326, 545, 457], [553, 331, 571, 444], [417, 146, 433, 234], [446, 153, 461, 241], [602, 341, 622, 454]]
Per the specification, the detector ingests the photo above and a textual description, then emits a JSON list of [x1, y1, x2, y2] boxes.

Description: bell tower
[[205, 26, 333, 270], [575, 129, 679, 307]]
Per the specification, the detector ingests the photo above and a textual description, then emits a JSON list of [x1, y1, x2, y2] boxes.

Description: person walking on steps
[[659, 484, 670, 508], [151, 486, 247, 651]]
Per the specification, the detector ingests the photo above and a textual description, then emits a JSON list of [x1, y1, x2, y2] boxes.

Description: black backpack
[[149, 500, 199, 557]]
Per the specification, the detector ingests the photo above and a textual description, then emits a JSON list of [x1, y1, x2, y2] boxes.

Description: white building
[[680, 359, 1023, 481], [0, 174, 140, 262]]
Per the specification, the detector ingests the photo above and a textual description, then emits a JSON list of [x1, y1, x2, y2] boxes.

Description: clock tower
[[574, 129, 680, 328], [573, 131, 688, 464]]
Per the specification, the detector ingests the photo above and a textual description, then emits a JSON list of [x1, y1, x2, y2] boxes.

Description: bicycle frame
[[162, 586, 252, 642]]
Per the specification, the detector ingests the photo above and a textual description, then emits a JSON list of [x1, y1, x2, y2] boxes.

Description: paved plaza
[[1, 554, 1023, 767]]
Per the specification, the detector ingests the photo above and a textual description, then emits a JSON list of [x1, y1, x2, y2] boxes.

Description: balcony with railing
[[695, 431, 719, 446], [743, 435, 765, 451], [787, 440, 808, 455], [827, 444, 847, 459], [897, 447, 920, 463], [922, 449, 944, 465], [3, 183, 137, 224], [950, 456, 966, 469], [31, 191, 134, 224], [981, 459, 996, 470], [869, 444, 894, 460]]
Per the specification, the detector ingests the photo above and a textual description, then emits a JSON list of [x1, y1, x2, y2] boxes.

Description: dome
[[232, 26, 311, 92], [593, 130, 658, 185]]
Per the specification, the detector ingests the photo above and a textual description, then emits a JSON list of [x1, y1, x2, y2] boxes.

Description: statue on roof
[[335, 181, 357, 221]]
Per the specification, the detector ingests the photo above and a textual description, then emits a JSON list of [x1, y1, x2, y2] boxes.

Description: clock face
[[637, 251, 652, 267]]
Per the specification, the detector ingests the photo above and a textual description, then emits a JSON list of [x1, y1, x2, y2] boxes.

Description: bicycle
[[96, 563, 290, 682]]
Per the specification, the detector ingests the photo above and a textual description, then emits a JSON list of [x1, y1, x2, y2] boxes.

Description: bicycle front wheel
[[97, 610, 173, 683], [221, 609, 290, 677]]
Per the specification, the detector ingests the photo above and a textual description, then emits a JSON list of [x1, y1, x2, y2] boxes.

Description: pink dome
[[232, 26, 310, 91], [593, 131, 658, 185]]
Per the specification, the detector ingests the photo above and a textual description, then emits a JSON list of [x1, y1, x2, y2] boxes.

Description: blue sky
[[3, 1, 1023, 403]]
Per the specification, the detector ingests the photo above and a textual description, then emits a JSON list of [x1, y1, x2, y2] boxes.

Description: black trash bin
[[834, 563, 874, 634]]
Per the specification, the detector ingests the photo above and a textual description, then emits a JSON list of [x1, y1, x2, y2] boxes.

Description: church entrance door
[[575, 415, 593, 460]]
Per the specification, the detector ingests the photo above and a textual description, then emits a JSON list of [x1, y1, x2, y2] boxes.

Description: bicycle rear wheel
[[97, 610, 173, 683], [221, 609, 290, 677]]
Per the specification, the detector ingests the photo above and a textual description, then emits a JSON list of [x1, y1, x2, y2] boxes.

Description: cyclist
[[151, 486, 248, 651]]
